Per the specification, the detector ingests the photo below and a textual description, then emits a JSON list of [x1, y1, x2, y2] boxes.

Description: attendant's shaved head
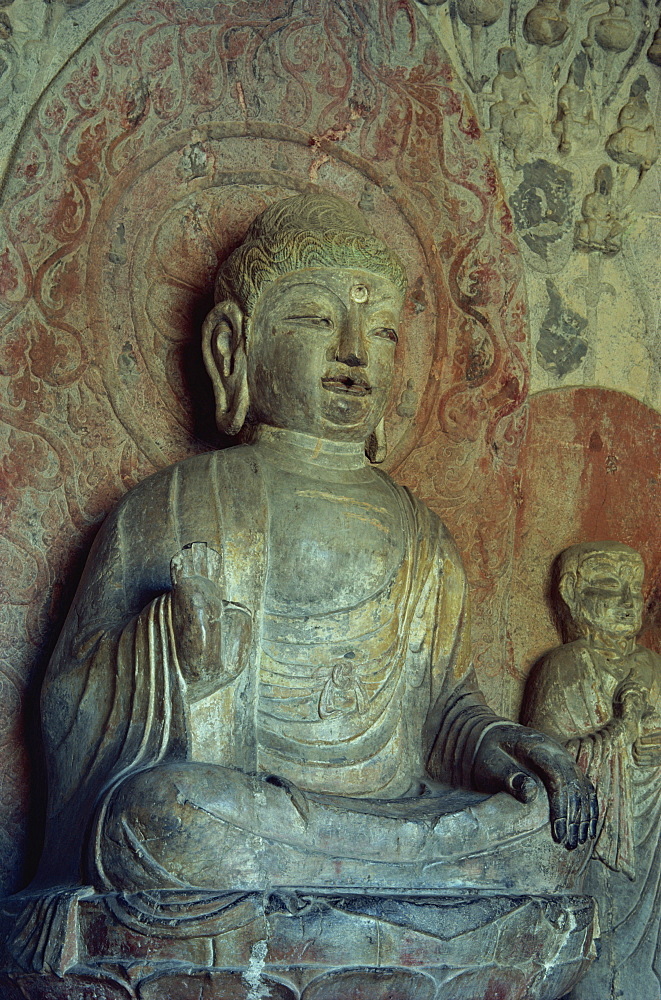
[[556, 541, 645, 640], [558, 542, 643, 590]]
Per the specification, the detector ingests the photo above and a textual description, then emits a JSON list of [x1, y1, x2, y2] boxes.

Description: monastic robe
[[39, 446, 508, 891], [523, 640, 661, 999]]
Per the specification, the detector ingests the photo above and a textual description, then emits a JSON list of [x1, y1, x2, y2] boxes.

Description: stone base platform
[[0, 887, 595, 999]]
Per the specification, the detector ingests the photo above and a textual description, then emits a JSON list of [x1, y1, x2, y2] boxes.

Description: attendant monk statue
[[31, 194, 595, 934], [523, 542, 661, 1000]]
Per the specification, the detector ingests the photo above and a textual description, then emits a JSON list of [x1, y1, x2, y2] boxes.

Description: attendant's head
[[202, 192, 407, 460], [496, 47, 521, 77], [557, 541, 645, 641]]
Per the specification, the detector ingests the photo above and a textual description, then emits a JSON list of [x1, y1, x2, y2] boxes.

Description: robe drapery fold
[[39, 448, 268, 886], [38, 446, 504, 890], [40, 590, 189, 886]]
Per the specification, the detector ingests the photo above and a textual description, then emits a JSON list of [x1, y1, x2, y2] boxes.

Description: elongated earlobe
[[202, 300, 250, 436], [366, 417, 387, 464]]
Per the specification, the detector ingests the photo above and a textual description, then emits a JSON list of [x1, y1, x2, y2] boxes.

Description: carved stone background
[[424, 0, 661, 409], [419, 0, 661, 701], [0, 0, 528, 894]]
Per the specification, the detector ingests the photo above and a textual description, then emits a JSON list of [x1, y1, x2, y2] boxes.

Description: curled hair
[[214, 192, 407, 314]]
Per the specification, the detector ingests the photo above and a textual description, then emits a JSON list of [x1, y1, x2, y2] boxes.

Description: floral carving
[[0, 248, 17, 298]]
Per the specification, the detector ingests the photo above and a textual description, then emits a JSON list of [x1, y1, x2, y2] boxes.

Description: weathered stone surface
[[510, 159, 575, 262], [0, 975, 132, 999], [422, 2, 661, 421], [0, 0, 529, 894], [14, 0, 661, 993], [0, 1, 658, 996], [0, 187, 596, 997], [536, 281, 588, 377], [0, 889, 595, 999], [138, 973, 297, 1000], [509, 386, 661, 706]]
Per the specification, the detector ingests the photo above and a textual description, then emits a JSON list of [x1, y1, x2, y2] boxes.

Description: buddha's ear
[[202, 300, 250, 436], [366, 417, 387, 464]]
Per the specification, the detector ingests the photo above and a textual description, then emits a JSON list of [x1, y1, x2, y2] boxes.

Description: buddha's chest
[[263, 472, 403, 614]]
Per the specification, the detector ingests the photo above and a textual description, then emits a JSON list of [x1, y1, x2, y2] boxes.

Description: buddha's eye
[[373, 327, 398, 343], [284, 315, 333, 328]]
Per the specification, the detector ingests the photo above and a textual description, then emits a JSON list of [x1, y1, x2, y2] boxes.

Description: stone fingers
[[523, 741, 595, 849], [564, 774, 596, 849], [566, 781, 585, 850], [632, 745, 661, 767], [589, 786, 598, 840], [636, 731, 661, 748], [516, 740, 566, 843], [474, 740, 541, 802], [633, 731, 661, 767], [573, 771, 596, 848], [548, 782, 568, 846], [507, 768, 539, 803], [170, 541, 223, 587]]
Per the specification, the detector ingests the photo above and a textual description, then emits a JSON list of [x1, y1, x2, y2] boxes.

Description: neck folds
[[253, 424, 369, 476]]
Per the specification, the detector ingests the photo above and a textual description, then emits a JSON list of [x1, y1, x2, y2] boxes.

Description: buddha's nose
[[333, 316, 368, 367], [341, 352, 366, 368]]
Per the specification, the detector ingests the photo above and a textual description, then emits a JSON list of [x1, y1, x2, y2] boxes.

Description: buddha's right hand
[[170, 542, 252, 699]]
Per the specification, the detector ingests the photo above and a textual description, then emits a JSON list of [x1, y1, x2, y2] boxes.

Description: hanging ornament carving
[[457, 0, 504, 27]]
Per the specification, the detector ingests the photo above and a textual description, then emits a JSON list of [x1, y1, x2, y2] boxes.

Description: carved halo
[[89, 125, 443, 469]]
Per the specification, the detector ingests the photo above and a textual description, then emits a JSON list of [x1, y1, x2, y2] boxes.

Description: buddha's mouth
[[321, 374, 371, 396]]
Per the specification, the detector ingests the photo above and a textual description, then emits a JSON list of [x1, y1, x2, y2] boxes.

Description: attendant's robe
[[523, 640, 661, 999]]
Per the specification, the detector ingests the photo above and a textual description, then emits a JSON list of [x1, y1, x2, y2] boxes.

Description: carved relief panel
[[422, 0, 661, 407]]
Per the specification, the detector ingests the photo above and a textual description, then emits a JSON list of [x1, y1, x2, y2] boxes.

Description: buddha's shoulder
[[112, 446, 255, 519], [372, 470, 462, 561]]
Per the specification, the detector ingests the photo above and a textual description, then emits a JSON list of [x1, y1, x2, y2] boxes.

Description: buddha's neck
[[252, 424, 370, 478]]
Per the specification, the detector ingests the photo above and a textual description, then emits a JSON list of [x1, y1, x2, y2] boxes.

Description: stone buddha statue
[[3, 194, 598, 995]]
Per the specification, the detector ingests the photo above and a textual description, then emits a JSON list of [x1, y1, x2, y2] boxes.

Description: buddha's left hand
[[472, 724, 598, 850]]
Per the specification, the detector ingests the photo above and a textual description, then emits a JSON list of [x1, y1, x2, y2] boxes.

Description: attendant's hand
[[613, 681, 651, 744], [633, 730, 661, 767], [170, 542, 251, 699], [473, 724, 598, 850]]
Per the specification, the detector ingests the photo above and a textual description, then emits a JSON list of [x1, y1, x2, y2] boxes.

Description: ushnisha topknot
[[214, 191, 408, 315]]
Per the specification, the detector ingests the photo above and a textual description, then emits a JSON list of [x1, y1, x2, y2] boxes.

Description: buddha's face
[[573, 552, 644, 639], [246, 267, 403, 440]]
